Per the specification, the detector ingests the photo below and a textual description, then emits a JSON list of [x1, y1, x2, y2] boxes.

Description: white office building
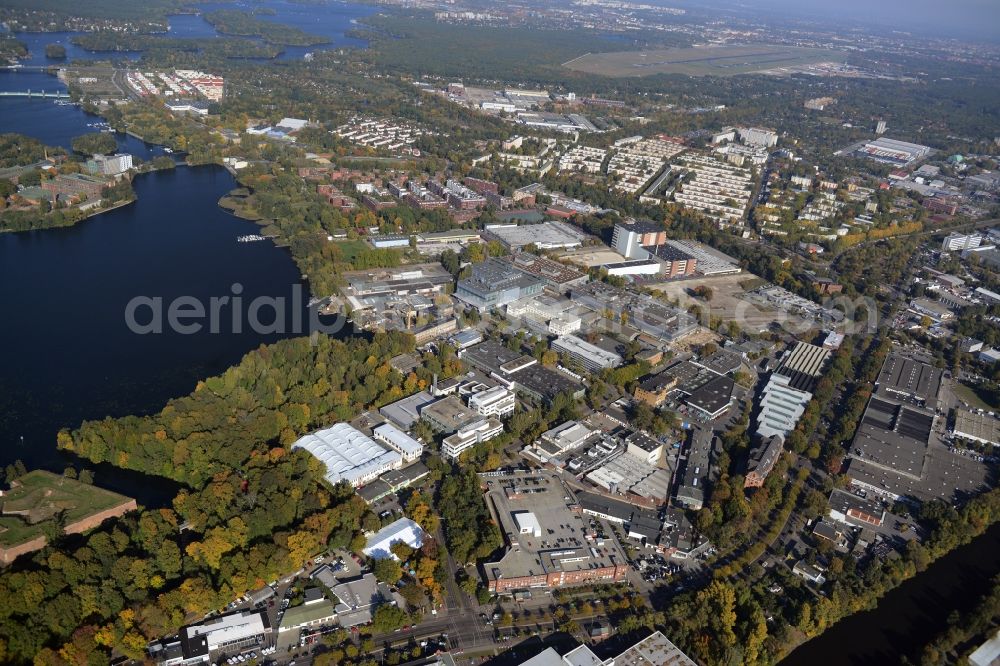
[[372, 423, 424, 463], [552, 335, 623, 372], [441, 418, 504, 460], [468, 386, 516, 418], [942, 232, 982, 252]]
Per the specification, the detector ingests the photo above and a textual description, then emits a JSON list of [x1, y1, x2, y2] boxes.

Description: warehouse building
[[363, 517, 424, 559], [292, 423, 402, 488], [951, 409, 1000, 447], [483, 221, 588, 251]]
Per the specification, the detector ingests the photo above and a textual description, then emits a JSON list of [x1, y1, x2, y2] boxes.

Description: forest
[[0, 331, 458, 663], [203, 9, 329, 46]]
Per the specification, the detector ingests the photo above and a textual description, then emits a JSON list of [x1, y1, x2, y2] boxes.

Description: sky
[[677, 0, 1000, 41]]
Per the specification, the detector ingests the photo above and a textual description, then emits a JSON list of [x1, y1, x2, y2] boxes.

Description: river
[[783, 521, 1000, 664]]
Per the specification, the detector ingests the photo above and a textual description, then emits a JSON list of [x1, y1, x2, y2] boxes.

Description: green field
[[0, 471, 131, 546], [563, 44, 847, 77]]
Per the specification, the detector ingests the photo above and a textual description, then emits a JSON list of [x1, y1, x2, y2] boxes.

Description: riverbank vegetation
[[661, 486, 1000, 665]]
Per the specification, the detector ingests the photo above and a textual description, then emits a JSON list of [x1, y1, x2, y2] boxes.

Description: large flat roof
[[485, 221, 588, 249], [877, 353, 942, 404], [379, 391, 437, 430], [292, 424, 401, 487], [953, 410, 1000, 446], [482, 471, 627, 585]]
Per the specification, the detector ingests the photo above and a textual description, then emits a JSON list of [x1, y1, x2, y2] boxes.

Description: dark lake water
[[0, 164, 343, 501], [782, 521, 1000, 664]]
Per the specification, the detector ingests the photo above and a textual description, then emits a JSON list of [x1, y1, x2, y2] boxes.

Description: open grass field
[[563, 44, 847, 77], [0, 470, 131, 546]]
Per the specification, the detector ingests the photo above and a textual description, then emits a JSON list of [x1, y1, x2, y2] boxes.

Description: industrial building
[[363, 517, 424, 559], [552, 335, 624, 372], [827, 488, 886, 528], [483, 221, 588, 251], [570, 282, 697, 342], [505, 253, 589, 291], [421, 395, 483, 433], [850, 137, 933, 166], [951, 410, 1000, 447], [846, 351, 990, 502], [455, 258, 544, 311], [506, 294, 583, 336], [516, 631, 696, 666], [292, 423, 403, 488], [459, 339, 585, 405], [379, 391, 437, 430], [481, 471, 629, 593], [755, 342, 832, 440]]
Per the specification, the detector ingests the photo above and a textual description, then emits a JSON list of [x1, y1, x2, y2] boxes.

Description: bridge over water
[[0, 90, 71, 98]]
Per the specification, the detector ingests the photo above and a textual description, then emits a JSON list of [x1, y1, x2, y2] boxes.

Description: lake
[[0, 164, 344, 501]]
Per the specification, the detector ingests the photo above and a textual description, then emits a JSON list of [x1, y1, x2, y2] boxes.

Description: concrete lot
[[649, 273, 819, 334]]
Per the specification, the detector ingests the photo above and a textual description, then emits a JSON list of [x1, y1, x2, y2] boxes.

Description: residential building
[[792, 561, 827, 585], [738, 127, 778, 147], [515, 631, 695, 666], [86, 153, 133, 176]]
